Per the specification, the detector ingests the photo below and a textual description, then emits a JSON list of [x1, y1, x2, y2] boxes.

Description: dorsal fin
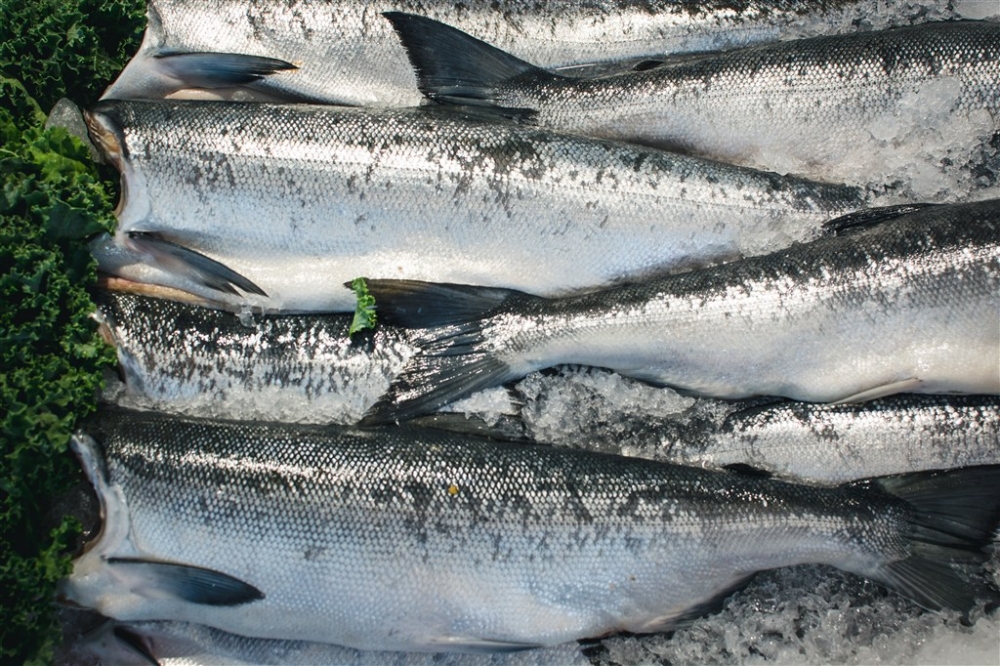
[[384, 11, 543, 116]]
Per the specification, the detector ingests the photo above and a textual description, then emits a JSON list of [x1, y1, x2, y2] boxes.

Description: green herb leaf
[[349, 277, 378, 335]]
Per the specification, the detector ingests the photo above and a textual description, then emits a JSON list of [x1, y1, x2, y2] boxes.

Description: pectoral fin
[[155, 51, 297, 88], [106, 557, 264, 606], [127, 231, 267, 297]]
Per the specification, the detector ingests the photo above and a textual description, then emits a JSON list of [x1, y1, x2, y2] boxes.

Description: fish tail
[[859, 466, 1000, 614], [383, 11, 542, 116], [358, 279, 528, 424]]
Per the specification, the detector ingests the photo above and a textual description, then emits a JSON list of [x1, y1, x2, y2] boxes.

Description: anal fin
[[426, 636, 543, 653], [832, 378, 922, 404]]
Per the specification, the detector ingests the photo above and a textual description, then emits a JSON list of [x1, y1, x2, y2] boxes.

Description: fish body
[[390, 17, 1000, 185], [94, 289, 416, 424], [666, 395, 1000, 485], [101, 0, 970, 107], [86, 100, 863, 312], [362, 199, 1000, 423], [62, 408, 1000, 652], [69, 620, 588, 665]]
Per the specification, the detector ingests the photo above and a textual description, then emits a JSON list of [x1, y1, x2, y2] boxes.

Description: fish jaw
[[59, 434, 134, 613], [83, 105, 150, 234]]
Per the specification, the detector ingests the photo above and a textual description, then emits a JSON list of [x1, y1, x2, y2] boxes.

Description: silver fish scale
[[665, 396, 1000, 485], [462, 199, 1000, 402], [494, 21, 1000, 181], [72, 619, 591, 665], [95, 291, 416, 423], [92, 100, 863, 312], [102, 0, 962, 106], [77, 409, 915, 651]]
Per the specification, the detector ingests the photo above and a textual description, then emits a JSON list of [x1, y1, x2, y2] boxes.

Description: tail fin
[[359, 279, 530, 424], [859, 466, 1000, 614], [383, 11, 544, 114]]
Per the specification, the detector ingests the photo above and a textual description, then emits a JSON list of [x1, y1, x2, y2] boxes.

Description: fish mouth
[[83, 108, 130, 219], [83, 108, 127, 170]]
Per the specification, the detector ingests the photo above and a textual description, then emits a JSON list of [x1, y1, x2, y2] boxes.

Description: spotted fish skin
[[61, 408, 1000, 652], [101, 0, 968, 107], [662, 395, 1000, 485], [68, 619, 589, 665], [362, 199, 1000, 423], [86, 100, 864, 312], [95, 290, 416, 424], [390, 18, 1000, 184]]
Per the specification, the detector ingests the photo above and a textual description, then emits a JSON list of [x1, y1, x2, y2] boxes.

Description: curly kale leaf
[[1, 97, 119, 665]]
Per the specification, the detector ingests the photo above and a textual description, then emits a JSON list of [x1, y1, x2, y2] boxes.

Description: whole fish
[[360, 199, 1000, 424], [69, 619, 588, 665], [388, 16, 1000, 185], [101, 0, 970, 107], [94, 289, 416, 424], [61, 408, 1000, 652], [662, 395, 1000, 485], [85, 100, 864, 312]]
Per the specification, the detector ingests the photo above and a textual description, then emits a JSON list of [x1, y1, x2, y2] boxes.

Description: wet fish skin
[[69, 619, 589, 665], [362, 199, 1000, 423], [390, 17, 1000, 182], [94, 289, 417, 424], [663, 395, 1000, 485], [101, 0, 969, 107], [87, 100, 864, 312], [62, 408, 1000, 651]]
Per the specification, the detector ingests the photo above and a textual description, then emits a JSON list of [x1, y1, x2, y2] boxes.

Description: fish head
[[66, 620, 161, 666], [82, 102, 153, 235], [57, 430, 135, 614], [82, 104, 128, 172]]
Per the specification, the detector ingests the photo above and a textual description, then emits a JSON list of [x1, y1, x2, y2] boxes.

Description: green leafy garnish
[[1, 0, 144, 661], [349, 277, 377, 335]]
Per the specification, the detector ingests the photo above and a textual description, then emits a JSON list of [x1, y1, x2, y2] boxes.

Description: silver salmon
[[360, 200, 1000, 423], [101, 0, 971, 107], [94, 289, 416, 424], [387, 17, 1000, 188], [61, 408, 1000, 652], [663, 395, 1000, 485], [85, 100, 864, 312], [68, 619, 588, 665]]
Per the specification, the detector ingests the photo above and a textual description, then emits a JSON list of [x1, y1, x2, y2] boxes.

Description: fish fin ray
[[106, 557, 265, 606], [361, 339, 515, 424], [831, 378, 922, 404], [383, 11, 542, 115], [359, 279, 522, 328], [358, 280, 532, 422], [855, 466, 1000, 613], [822, 203, 938, 236], [154, 52, 297, 88], [127, 231, 267, 297]]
